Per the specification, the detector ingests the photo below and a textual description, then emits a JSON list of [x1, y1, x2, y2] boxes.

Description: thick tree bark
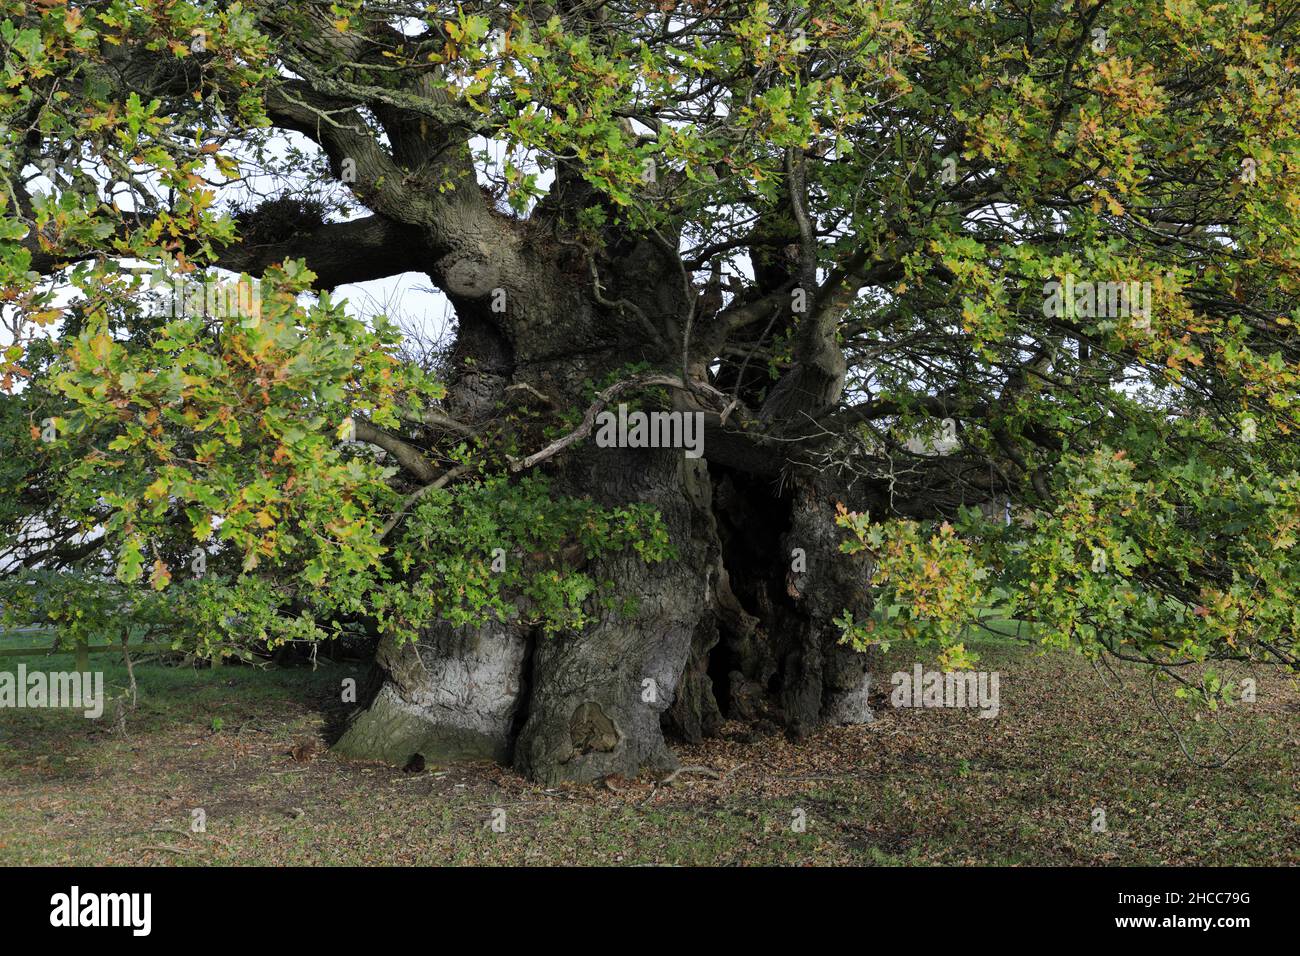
[[333, 619, 529, 765], [512, 449, 715, 784]]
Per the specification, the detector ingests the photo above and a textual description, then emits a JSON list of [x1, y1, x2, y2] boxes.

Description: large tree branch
[[213, 214, 428, 289], [21, 212, 426, 290], [264, 82, 439, 230], [352, 421, 440, 484], [758, 254, 903, 425]]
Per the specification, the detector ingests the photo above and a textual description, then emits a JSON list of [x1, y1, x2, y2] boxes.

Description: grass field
[[1, 629, 1296, 865]]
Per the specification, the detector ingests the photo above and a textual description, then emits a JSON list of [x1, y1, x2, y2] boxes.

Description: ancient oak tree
[[3, 0, 1299, 782]]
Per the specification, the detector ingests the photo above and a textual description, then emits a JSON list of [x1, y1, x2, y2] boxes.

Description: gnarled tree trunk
[[333, 268, 877, 781]]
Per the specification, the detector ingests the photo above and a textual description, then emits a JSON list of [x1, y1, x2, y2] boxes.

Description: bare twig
[[121, 631, 137, 708], [658, 765, 721, 785], [507, 373, 731, 473], [1148, 670, 1249, 770]]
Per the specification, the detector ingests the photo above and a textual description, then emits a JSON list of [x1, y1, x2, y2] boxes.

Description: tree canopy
[[3, 0, 1299, 717]]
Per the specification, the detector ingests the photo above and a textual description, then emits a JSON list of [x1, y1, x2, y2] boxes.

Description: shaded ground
[[1, 633, 1296, 865]]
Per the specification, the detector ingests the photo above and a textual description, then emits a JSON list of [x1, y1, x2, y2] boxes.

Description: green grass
[[0, 642, 355, 751], [0, 634, 1296, 866], [0, 628, 54, 649]]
